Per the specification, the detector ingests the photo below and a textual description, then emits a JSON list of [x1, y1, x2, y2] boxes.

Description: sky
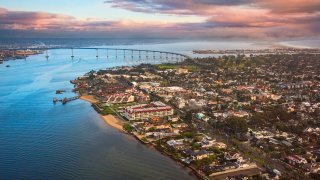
[[0, 0, 319, 41]]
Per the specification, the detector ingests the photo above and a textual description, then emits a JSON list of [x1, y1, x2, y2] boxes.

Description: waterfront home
[[184, 149, 211, 160], [167, 139, 184, 146]]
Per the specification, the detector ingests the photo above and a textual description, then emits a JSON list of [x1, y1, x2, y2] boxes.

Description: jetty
[[53, 96, 79, 105]]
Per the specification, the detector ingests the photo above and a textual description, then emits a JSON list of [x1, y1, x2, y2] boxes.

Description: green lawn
[[156, 64, 199, 72], [111, 102, 137, 110], [101, 102, 138, 115], [156, 64, 180, 70], [184, 65, 199, 72], [102, 106, 115, 115]]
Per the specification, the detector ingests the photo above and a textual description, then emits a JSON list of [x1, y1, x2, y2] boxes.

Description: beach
[[80, 95, 98, 103], [101, 115, 125, 132], [80, 95, 125, 132]]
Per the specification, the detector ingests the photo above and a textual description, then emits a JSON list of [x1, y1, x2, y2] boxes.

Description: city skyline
[[0, 0, 319, 40]]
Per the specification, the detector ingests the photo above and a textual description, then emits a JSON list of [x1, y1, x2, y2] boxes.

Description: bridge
[[3, 47, 191, 65]]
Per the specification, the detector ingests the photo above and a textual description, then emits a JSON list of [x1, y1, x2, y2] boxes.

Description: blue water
[[0, 48, 195, 180], [2, 38, 313, 179]]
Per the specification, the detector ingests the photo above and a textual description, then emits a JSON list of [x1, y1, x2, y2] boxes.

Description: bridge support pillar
[[45, 50, 49, 60], [139, 50, 141, 60], [23, 50, 26, 60], [116, 49, 118, 59], [71, 48, 74, 60], [146, 51, 149, 63]]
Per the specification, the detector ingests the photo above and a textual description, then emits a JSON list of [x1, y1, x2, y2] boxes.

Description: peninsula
[[72, 52, 320, 179]]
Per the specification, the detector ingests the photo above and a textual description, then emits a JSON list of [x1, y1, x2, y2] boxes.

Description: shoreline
[[80, 95, 98, 103], [79, 95, 200, 179], [100, 114, 125, 132], [80, 95, 125, 132]]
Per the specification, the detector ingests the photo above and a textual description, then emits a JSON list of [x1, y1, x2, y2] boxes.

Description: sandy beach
[[80, 95, 98, 103], [80, 95, 125, 132], [101, 115, 125, 132]]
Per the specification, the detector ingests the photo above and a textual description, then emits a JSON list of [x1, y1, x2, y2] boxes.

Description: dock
[[53, 96, 79, 105]]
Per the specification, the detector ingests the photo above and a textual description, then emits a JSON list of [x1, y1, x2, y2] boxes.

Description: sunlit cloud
[[0, 0, 319, 40]]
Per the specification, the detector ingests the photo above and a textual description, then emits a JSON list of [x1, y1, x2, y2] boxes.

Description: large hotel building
[[124, 101, 174, 120]]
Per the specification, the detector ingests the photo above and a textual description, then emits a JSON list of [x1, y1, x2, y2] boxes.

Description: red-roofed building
[[124, 101, 174, 120]]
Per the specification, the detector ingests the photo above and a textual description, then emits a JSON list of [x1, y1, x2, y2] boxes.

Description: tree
[[123, 123, 133, 133], [148, 126, 156, 132], [184, 111, 193, 123], [225, 116, 248, 134]]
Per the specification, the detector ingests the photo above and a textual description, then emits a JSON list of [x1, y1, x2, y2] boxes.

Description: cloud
[[104, 0, 259, 15], [0, 7, 75, 30], [0, 4, 319, 40], [102, 0, 320, 39], [104, 0, 320, 15], [259, 0, 320, 14]]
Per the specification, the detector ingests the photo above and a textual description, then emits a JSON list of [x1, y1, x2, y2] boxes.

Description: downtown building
[[124, 101, 174, 121]]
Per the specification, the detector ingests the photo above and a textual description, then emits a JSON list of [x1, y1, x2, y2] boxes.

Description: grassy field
[[101, 102, 138, 115], [156, 64, 180, 70], [156, 64, 199, 72], [111, 102, 137, 110], [102, 106, 114, 115]]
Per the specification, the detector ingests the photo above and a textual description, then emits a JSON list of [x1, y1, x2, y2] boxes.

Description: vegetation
[[225, 116, 248, 134], [156, 64, 199, 72], [156, 64, 180, 70], [141, 137, 148, 143], [182, 131, 197, 138], [102, 106, 114, 115], [123, 123, 134, 133], [111, 102, 137, 110]]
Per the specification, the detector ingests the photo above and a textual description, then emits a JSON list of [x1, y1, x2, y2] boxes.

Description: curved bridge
[[5, 47, 191, 65]]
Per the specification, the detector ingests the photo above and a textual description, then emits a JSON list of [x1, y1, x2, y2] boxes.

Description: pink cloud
[[0, 4, 319, 40]]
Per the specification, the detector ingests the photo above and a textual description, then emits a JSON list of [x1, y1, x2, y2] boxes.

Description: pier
[[53, 96, 79, 105]]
